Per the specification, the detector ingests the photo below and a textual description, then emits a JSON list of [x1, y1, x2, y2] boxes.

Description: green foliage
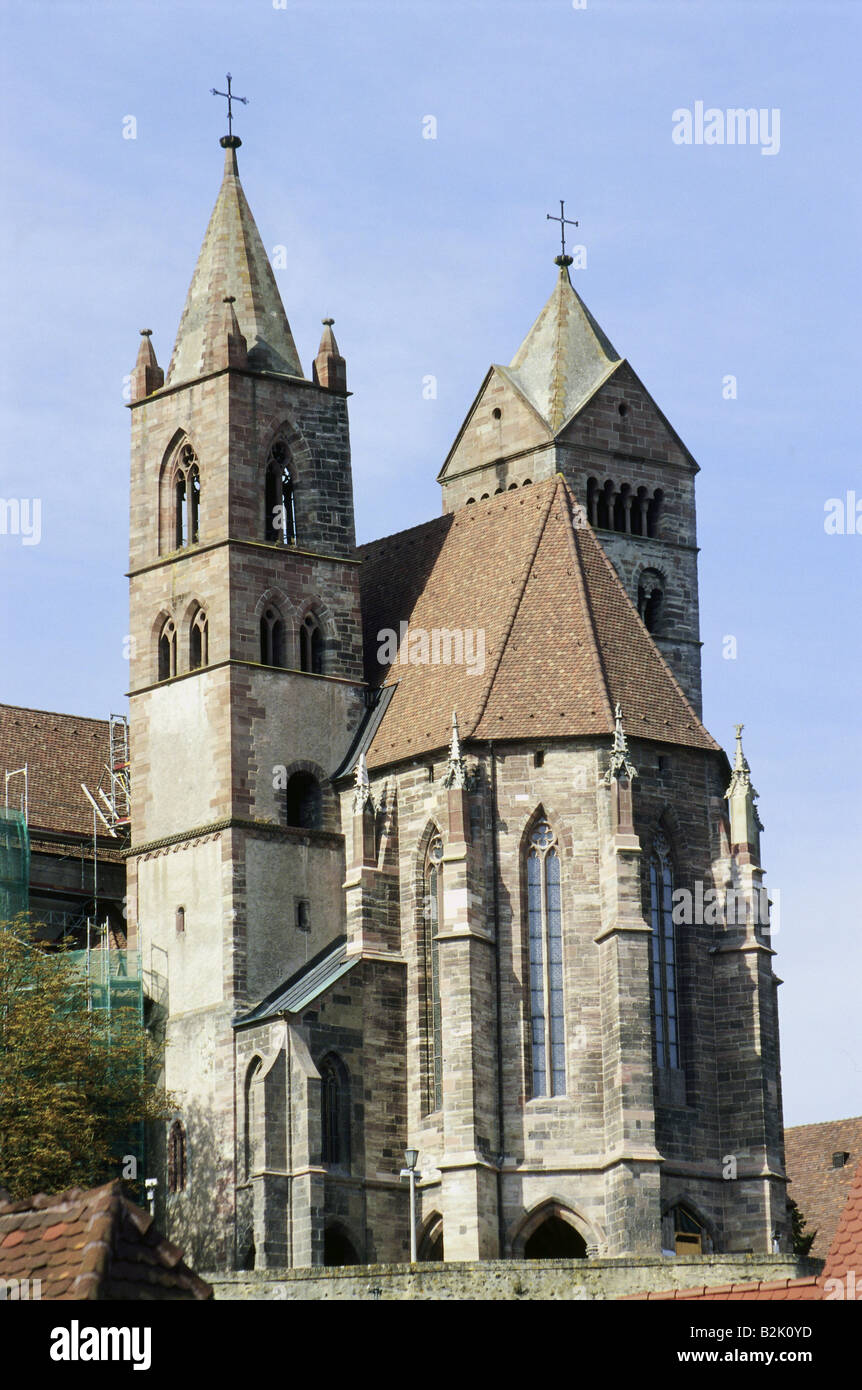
[[787, 1196, 817, 1259], [0, 918, 170, 1199]]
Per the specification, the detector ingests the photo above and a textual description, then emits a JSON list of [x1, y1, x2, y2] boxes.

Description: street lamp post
[[399, 1148, 421, 1262]]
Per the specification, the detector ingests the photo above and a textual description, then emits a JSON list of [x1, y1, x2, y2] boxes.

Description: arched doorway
[[523, 1215, 587, 1259], [418, 1215, 444, 1262], [323, 1225, 360, 1267]]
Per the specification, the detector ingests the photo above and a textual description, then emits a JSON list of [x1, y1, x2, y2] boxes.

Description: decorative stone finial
[[443, 711, 467, 789], [601, 703, 638, 784], [313, 317, 347, 392], [352, 751, 371, 814], [555, 254, 574, 269], [130, 329, 164, 401], [726, 724, 756, 798]]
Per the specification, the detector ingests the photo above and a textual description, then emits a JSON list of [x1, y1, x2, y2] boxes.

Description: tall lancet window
[[299, 613, 323, 674], [265, 440, 296, 545], [158, 617, 177, 681], [174, 444, 200, 548], [259, 606, 286, 667], [189, 607, 208, 670], [650, 832, 679, 1069], [423, 834, 444, 1113], [527, 819, 565, 1098]]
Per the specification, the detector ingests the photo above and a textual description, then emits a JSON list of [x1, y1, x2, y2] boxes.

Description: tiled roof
[[358, 475, 718, 771], [0, 703, 112, 839], [625, 1158, 862, 1301], [236, 936, 357, 1025], [0, 1180, 212, 1300], [785, 1116, 862, 1260]]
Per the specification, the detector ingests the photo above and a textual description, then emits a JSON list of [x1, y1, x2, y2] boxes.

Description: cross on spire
[[211, 72, 249, 144], [546, 199, 579, 267]]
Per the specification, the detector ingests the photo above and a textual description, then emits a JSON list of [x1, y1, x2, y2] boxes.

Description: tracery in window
[[299, 613, 323, 674], [526, 818, 565, 1098], [174, 444, 200, 548], [259, 606, 286, 667], [189, 607, 208, 669], [423, 834, 444, 1113], [158, 617, 177, 681], [650, 831, 679, 1070], [265, 439, 296, 545]]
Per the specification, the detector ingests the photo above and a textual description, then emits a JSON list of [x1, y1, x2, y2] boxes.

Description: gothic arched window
[[320, 1054, 349, 1167], [423, 834, 444, 1113], [650, 832, 679, 1070], [259, 606, 286, 667], [265, 440, 296, 545], [526, 818, 565, 1098], [244, 1058, 262, 1180], [285, 772, 322, 829], [174, 444, 200, 549], [167, 1119, 187, 1194], [299, 613, 323, 674], [189, 607, 208, 670], [158, 618, 177, 681]]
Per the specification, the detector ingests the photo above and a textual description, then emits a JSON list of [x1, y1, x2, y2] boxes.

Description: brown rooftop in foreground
[[0, 1179, 212, 1300]]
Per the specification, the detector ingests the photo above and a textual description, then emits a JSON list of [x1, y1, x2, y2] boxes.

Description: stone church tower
[[126, 135, 787, 1272]]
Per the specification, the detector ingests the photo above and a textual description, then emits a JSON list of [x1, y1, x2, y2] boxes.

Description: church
[[123, 121, 787, 1273]]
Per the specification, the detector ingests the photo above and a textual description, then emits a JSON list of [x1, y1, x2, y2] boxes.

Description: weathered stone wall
[[206, 1254, 808, 1301]]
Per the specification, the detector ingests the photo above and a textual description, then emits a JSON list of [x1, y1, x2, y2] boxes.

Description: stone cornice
[[129, 658, 366, 699], [126, 816, 344, 858], [128, 534, 360, 580]]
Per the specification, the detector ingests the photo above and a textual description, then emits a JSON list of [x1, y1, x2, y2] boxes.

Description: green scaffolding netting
[[0, 808, 29, 926]]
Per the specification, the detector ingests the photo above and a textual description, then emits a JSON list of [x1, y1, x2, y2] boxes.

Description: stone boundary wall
[[206, 1254, 816, 1301]]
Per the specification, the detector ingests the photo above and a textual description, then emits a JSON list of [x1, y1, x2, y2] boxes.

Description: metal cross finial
[[211, 73, 249, 138], [546, 199, 579, 266]]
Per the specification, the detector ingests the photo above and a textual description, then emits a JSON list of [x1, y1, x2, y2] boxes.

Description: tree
[[787, 1197, 817, 1259], [0, 918, 170, 1199]]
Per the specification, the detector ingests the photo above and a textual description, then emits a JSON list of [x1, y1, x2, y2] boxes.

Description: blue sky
[[0, 0, 859, 1127]]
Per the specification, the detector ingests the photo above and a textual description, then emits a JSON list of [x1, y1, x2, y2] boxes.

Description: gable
[[438, 366, 553, 485], [559, 360, 697, 471]]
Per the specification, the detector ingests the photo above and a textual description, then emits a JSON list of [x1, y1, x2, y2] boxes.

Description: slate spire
[[167, 142, 303, 386]]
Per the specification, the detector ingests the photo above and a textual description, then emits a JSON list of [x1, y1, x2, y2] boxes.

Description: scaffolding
[[66, 925, 146, 1188], [0, 806, 30, 925], [81, 713, 131, 838]]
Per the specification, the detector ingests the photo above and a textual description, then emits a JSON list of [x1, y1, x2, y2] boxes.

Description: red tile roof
[[0, 704, 112, 839], [359, 476, 718, 770], [785, 1116, 862, 1260], [625, 1158, 862, 1301], [0, 1180, 211, 1300]]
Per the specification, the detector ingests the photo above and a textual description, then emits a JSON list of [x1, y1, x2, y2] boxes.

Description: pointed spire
[[167, 143, 303, 386], [443, 711, 467, 789], [725, 724, 764, 852], [504, 263, 621, 433], [130, 329, 164, 402], [352, 751, 371, 814], [313, 317, 347, 392], [601, 703, 638, 784]]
